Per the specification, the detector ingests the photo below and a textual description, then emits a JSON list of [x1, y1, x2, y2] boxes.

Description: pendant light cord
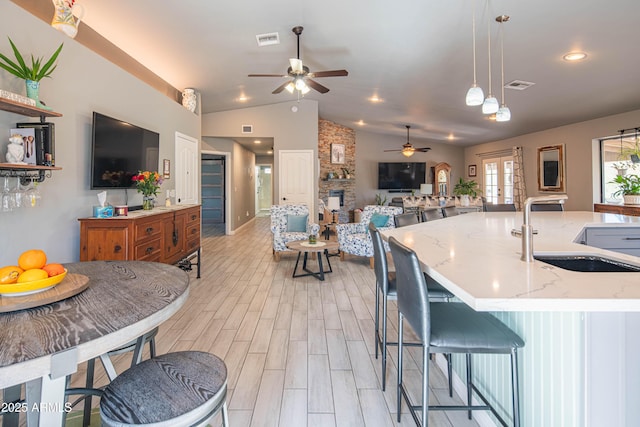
[[486, 0, 492, 96], [471, 0, 477, 85], [500, 20, 505, 104]]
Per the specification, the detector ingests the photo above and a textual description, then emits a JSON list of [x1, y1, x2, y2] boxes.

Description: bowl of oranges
[[0, 250, 67, 297]]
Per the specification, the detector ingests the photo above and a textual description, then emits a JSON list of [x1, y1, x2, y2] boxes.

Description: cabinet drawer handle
[[146, 247, 154, 254], [623, 237, 640, 240], [191, 229, 197, 234], [146, 227, 154, 234], [114, 245, 121, 253], [191, 215, 197, 220]]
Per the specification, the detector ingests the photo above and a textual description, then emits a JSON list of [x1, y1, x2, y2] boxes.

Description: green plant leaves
[[0, 38, 63, 81]]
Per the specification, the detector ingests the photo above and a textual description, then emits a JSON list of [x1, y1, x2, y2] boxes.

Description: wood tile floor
[[64, 216, 481, 427]]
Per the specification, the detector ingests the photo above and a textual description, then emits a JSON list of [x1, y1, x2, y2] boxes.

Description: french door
[[482, 156, 514, 204]]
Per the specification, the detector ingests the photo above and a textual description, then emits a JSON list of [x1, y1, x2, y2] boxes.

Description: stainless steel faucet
[[511, 195, 568, 262]]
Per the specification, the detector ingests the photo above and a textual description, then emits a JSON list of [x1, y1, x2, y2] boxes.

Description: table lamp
[[420, 184, 433, 195], [327, 196, 340, 223]]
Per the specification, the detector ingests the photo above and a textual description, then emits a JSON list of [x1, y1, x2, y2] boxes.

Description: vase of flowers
[[132, 171, 163, 210]]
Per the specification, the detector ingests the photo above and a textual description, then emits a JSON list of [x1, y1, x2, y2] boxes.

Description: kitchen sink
[[534, 255, 640, 272]]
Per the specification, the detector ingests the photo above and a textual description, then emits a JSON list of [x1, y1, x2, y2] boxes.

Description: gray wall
[[0, 2, 200, 266], [464, 109, 640, 211], [202, 99, 319, 219], [355, 130, 466, 207]]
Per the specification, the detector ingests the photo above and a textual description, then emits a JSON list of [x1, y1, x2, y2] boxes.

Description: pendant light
[[465, 0, 484, 106], [495, 15, 511, 122], [482, 4, 499, 115]]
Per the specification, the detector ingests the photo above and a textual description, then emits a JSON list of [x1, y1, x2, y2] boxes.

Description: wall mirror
[[537, 145, 565, 192]]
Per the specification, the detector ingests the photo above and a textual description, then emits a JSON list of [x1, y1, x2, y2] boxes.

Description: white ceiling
[[80, 0, 640, 149]]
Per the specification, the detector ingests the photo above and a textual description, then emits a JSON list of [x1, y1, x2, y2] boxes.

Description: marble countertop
[[381, 212, 640, 312]]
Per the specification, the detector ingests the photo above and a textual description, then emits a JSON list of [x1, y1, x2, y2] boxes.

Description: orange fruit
[[18, 249, 47, 271], [17, 269, 49, 283], [0, 265, 23, 285], [42, 263, 65, 277]]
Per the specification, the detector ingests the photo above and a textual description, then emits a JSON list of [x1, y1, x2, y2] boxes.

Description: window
[[601, 134, 640, 203]]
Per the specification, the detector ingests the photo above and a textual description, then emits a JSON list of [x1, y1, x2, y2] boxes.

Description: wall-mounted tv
[[90, 112, 160, 189], [378, 162, 426, 190]]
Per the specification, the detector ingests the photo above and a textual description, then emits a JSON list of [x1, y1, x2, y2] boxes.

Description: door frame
[[255, 163, 273, 215], [202, 150, 231, 235]]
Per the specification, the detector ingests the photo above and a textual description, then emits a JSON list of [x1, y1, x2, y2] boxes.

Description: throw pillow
[[370, 213, 389, 228], [287, 214, 308, 232]]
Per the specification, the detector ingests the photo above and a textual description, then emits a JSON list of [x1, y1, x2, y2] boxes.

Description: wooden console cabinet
[[594, 203, 640, 217], [79, 205, 201, 275]]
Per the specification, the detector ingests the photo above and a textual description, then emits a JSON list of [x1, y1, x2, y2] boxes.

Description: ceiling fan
[[384, 126, 431, 157], [248, 26, 348, 95]]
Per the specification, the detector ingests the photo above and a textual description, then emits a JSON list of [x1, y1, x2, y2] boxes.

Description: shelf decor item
[[51, 0, 84, 39], [182, 88, 197, 112], [0, 38, 63, 110], [132, 171, 163, 210], [611, 174, 640, 205], [453, 177, 481, 207]]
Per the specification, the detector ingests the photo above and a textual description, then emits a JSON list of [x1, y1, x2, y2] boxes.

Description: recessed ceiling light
[[368, 95, 383, 103], [238, 95, 248, 102], [563, 51, 587, 62], [267, 150, 273, 154], [447, 134, 455, 141], [254, 140, 261, 144], [486, 114, 497, 121], [356, 120, 365, 126]]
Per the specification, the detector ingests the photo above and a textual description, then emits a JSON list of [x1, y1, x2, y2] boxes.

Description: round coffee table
[[286, 240, 340, 281]]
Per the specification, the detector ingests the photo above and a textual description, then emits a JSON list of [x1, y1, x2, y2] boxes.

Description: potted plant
[[0, 38, 63, 109], [342, 168, 352, 179], [453, 177, 481, 207], [611, 174, 640, 205], [375, 193, 387, 206]]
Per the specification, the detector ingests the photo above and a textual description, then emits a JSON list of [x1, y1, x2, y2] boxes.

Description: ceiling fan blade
[[308, 70, 349, 78], [272, 80, 292, 94], [383, 149, 401, 152], [416, 148, 432, 152], [248, 73, 288, 78], [306, 79, 330, 94], [289, 58, 304, 74]]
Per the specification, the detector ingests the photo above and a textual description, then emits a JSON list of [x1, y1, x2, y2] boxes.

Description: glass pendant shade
[[285, 82, 295, 93], [301, 85, 310, 95], [496, 105, 511, 122], [401, 148, 415, 157], [482, 95, 499, 114], [295, 78, 306, 91], [466, 85, 484, 106]]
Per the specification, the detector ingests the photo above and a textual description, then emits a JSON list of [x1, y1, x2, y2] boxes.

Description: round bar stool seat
[[100, 351, 228, 427]]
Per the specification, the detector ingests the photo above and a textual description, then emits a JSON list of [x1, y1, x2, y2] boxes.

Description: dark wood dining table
[[0, 261, 190, 427]]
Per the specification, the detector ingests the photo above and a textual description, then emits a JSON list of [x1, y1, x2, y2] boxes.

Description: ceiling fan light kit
[[384, 125, 431, 157], [248, 26, 348, 96]]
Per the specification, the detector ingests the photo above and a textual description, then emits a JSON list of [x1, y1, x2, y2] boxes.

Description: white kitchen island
[[382, 211, 640, 427]]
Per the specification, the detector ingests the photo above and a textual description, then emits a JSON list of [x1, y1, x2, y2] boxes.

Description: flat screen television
[[90, 112, 160, 189], [378, 162, 426, 190]]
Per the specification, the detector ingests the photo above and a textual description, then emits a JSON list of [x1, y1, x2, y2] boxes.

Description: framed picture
[[468, 164, 477, 177], [163, 159, 170, 179], [331, 143, 345, 164]]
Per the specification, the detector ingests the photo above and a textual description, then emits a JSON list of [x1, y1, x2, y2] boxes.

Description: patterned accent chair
[[270, 204, 320, 261], [336, 205, 403, 267]]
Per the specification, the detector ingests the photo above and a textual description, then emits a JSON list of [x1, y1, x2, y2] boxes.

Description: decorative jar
[[182, 88, 197, 112]]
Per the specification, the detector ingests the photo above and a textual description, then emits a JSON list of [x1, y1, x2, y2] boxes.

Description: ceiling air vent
[[256, 32, 280, 47], [505, 80, 535, 91], [242, 125, 253, 134]]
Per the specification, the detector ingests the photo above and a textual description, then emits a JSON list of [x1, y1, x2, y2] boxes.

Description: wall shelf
[[0, 164, 62, 184], [0, 98, 62, 123]]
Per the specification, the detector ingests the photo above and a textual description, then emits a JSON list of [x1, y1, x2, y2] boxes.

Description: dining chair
[[100, 351, 229, 427], [530, 202, 564, 211], [421, 208, 443, 222], [484, 203, 517, 212], [442, 206, 459, 217], [394, 212, 420, 227], [368, 223, 453, 392], [389, 236, 524, 427]]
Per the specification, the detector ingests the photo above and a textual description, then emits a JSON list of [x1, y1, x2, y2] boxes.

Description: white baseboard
[[434, 354, 498, 427], [229, 216, 256, 235]]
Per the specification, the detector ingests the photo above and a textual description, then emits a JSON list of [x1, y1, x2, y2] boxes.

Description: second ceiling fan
[[248, 26, 348, 94], [385, 126, 431, 157]]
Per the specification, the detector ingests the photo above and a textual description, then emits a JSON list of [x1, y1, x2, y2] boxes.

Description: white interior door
[[175, 132, 199, 205], [278, 150, 314, 207], [482, 156, 514, 204]]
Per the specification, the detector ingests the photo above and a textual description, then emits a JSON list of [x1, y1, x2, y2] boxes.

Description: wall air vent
[[505, 80, 536, 90], [242, 125, 253, 134], [256, 32, 280, 47]]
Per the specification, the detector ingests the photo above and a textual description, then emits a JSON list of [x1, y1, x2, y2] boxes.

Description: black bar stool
[[389, 237, 524, 427]]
